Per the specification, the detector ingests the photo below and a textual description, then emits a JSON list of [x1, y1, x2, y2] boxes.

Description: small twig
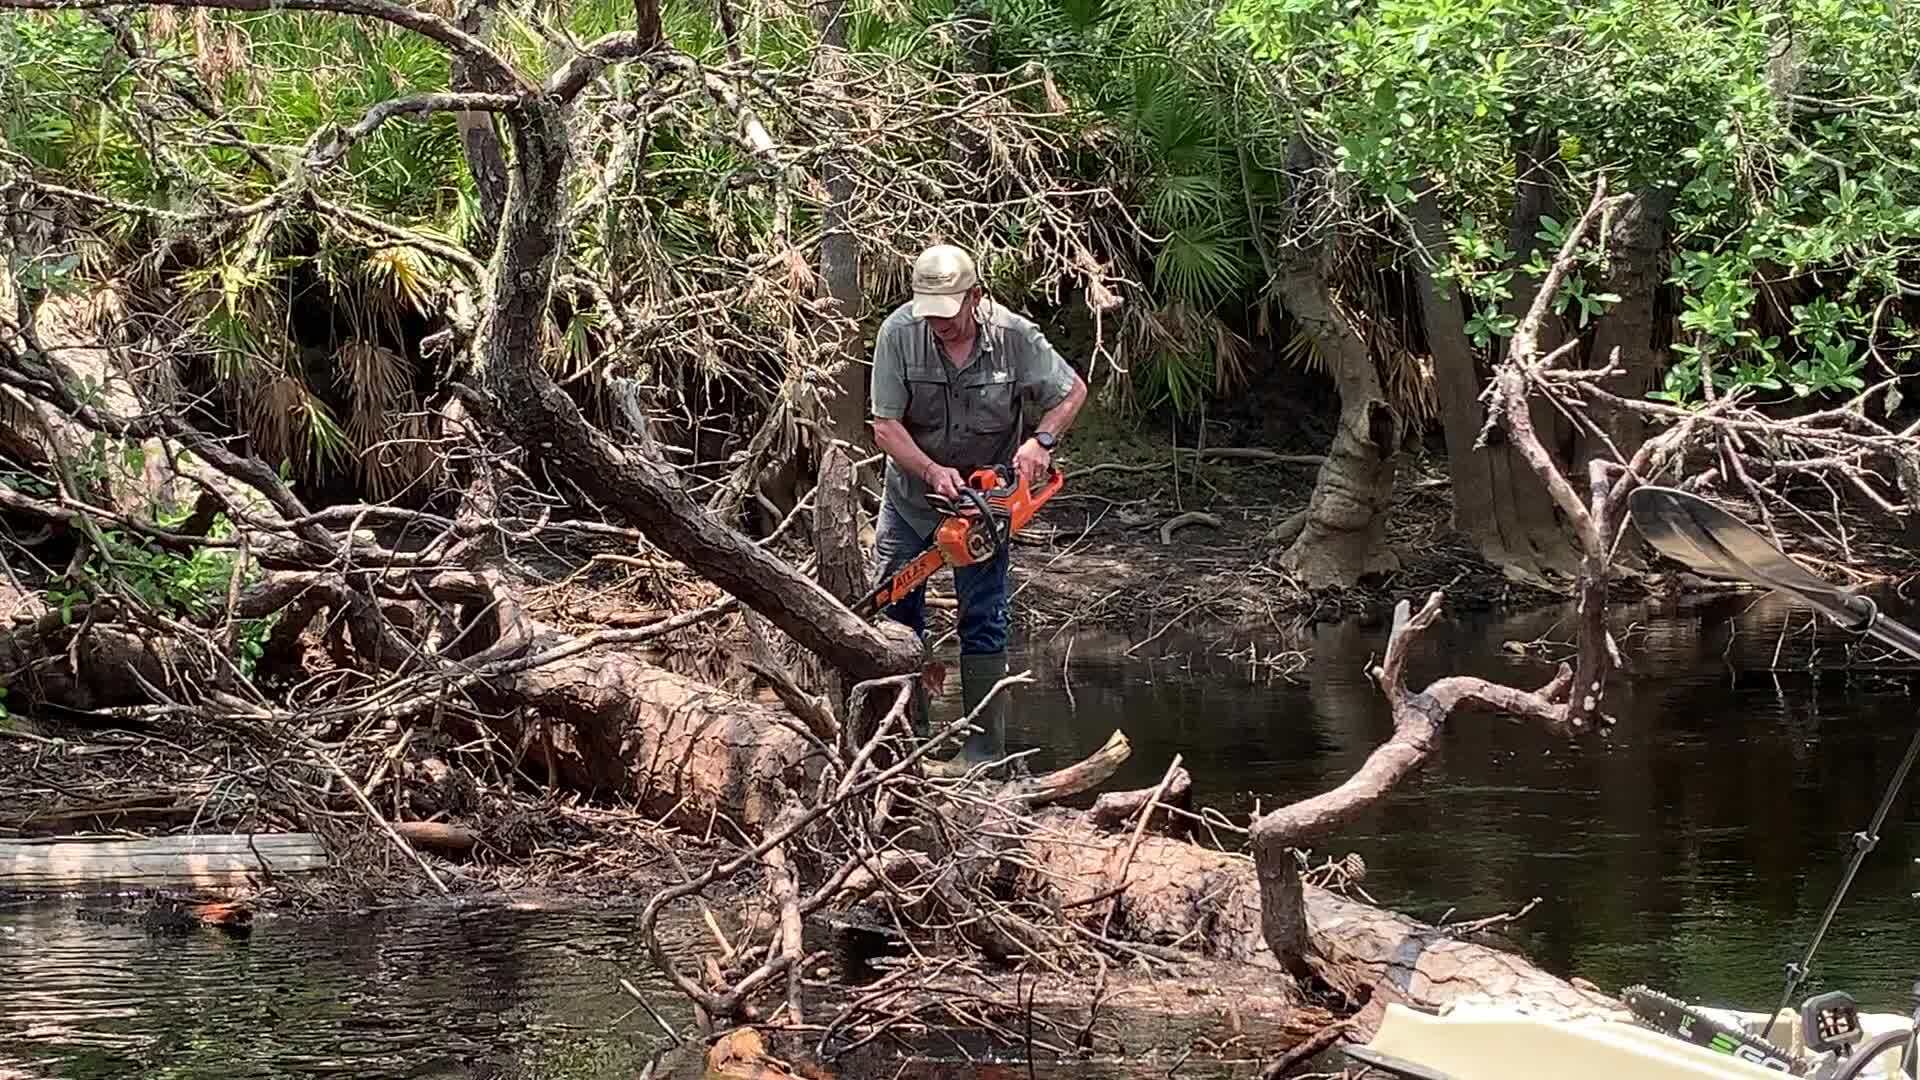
[[1440, 896, 1543, 937], [619, 976, 684, 1043], [1259, 1020, 1357, 1080], [303, 739, 450, 897]]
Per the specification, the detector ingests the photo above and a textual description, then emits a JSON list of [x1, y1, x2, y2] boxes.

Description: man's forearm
[[1035, 371, 1088, 438], [872, 418, 937, 482]]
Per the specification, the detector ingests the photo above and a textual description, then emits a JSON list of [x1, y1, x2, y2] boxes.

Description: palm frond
[[336, 341, 411, 416], [240, 372, 310, 473], [1280, 326, 1329, 377], [1154, 221, 1254, 310], [1149, 173, 1229, 228], [1211, 314, 1253, 395]]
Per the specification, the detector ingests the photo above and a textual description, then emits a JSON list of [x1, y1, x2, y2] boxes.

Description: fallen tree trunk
[[467, 628, 1622, 1027], [1016, 810, 1620, 1023], [479, 630, 825, 830]]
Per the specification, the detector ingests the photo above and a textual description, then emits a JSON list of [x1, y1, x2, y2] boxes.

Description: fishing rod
[[1626, 486, 1920, 1027]]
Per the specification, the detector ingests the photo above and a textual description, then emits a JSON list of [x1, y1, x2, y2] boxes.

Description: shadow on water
[[7, 588, 1920, 1077], [982, 587, 1920, 1013]]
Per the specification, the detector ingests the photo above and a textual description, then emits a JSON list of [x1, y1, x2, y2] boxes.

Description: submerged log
[[77, 896, 255, 936], [0, 833, 328, 892]]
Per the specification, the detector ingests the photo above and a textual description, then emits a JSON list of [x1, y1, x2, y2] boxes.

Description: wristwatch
[[1033, 431, 1057, 451]]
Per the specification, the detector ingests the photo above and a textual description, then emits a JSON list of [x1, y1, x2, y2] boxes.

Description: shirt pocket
[[902, 357, 949, 444], [967, 369, 1017, 436]]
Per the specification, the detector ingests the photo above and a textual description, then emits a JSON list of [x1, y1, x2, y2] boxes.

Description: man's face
[[926, 288, 981, 345]]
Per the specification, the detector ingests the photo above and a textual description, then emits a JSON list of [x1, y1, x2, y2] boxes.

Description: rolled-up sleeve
[[1014, 323, 1077, 410], [869, 322, 909, 420]]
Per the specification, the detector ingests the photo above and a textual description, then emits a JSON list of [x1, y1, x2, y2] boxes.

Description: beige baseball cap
[[910, 244, 978, 319]]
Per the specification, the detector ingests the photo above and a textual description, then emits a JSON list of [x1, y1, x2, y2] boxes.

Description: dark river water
[[5, 586, 1920, 1078], [999, 587, 1920, 1015]]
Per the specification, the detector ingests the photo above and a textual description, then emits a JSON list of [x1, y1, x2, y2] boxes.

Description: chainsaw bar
[[1622, 984, 1803, 1074]]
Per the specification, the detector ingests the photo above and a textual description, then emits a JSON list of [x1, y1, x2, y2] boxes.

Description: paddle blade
[[1626, 485, 1874, 629]]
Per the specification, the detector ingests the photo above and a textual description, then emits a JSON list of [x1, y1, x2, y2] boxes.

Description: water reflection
[[0, 897, 1276, 1079], [0, 905, 690, 1079], [991, 590, 1920, 1011]]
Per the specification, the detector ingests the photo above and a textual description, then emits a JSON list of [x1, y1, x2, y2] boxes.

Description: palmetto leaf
[[337, 341, 433, 499], [1150, 173, 1228, 229], [335, 341, 411, 416], [1280, 326, 1328, 377], [1154, 221, 1254, 310], [1211, 314, 1253, 395], [361, 247, 440, 315], [241, 373, 313, 474]]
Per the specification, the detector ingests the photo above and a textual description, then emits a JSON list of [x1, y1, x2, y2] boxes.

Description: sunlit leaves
[[1217, 0, 1920, 405]]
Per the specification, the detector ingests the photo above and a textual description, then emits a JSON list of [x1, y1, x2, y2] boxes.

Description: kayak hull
[[1349, 1001, 1913, 1080]]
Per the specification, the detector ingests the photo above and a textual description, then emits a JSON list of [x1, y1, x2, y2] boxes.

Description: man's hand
[[1013, 438, 1052, 489], [923, 462, 966, 499]]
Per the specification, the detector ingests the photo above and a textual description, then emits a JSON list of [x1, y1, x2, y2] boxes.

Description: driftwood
[[0, 832, 328, 892], [1089, 764, 1192, 830]]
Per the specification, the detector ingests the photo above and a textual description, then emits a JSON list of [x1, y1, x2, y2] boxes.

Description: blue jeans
[[870, 499, 1010, 656]]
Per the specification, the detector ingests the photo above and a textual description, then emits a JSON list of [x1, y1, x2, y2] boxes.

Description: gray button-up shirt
[[869, 298, 1078, 538]]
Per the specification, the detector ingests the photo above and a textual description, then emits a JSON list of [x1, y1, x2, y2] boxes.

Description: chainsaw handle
[[925, 488, 1003, 543], [973, 463, 1061, 501], [961, 486, 1003, 549]]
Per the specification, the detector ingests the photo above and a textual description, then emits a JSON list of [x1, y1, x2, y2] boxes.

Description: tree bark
[[809, 0, 866, 447], [1581, 187, 1674, 463], [1409, 197, 1576, 581], [479, 628, 823, 829], [450, 0, 509, 256], [1275, 254, 1399, 587], [1025, 812, 1620, 1024]]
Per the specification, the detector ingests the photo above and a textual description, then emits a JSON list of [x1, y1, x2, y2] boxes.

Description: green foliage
[[2, 9, 469, 492], [64, 510, 279, 677], [982, 0, 1276, 419], [1217, 0, 1920, 407]]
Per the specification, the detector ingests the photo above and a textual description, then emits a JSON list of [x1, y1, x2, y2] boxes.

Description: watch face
[[1036, 432, 1056, 449]]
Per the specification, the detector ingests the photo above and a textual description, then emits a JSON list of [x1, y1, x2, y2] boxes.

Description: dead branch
[[1089, 765, 1192, 831]]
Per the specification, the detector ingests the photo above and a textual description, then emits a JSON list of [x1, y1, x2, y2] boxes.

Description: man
[[867, 243, 1088, 773]]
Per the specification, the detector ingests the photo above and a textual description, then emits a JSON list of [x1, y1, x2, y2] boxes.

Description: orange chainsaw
[[854, 463, 1064, 619]]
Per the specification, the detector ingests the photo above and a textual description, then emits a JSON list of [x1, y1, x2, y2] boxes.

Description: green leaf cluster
[[1217, 0, 1920, 406]]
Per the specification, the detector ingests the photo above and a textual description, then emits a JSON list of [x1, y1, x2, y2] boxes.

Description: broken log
[[390, 821, 480, 854], [1089, 765, 1192, 830], [480, 633, 823, 830], [0, 833, 328, 893], [1005, 729, 1132, 806]]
